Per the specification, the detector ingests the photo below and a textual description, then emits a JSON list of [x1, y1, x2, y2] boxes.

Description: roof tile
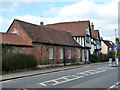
[[15, 19, 81, 47], [1, 33, 32, 46], [45, 21, 90, 36]]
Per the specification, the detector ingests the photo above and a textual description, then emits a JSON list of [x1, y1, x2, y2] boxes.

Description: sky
[[0, 0, 119, 42]]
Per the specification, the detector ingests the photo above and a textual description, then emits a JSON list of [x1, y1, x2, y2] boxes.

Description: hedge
[[2, 53, 37, 72], [90, 52, 115, 63]]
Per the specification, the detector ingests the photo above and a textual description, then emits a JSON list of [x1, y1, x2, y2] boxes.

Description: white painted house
[[91, 23, 101, 54]]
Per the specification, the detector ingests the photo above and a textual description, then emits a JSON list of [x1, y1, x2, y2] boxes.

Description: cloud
[[47, 0, 118, 42], [1, 0, 118, 42]]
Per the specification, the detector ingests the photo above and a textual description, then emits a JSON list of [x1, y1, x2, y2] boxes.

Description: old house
[[101, 37, 114, 54], [91, 23, 101, 54], [5, 19, 83, 65], [46, 21, 93, 62]]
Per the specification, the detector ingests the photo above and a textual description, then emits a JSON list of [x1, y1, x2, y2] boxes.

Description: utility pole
[[115, 29, 118, 65], [63, 47, 66, 66]]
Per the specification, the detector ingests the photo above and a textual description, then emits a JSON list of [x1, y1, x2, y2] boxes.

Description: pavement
[[1, 62, 108, 81]]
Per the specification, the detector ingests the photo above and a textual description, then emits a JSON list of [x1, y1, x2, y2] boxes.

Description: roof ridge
[[15, 19, 40, 27], [46, 20, 90, 26]]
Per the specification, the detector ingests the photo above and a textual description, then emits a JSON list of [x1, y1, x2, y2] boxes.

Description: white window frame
[[59, 48, 63, 59], [49, 47, 54, 59], [68, 49, 71, 59], [78, 49, 81, 59]]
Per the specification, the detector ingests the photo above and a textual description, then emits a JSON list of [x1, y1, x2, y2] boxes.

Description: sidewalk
[[1, 62, 108, 81]]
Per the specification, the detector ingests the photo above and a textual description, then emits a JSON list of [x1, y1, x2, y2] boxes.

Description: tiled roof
[[92, 30, 99, 39], [1, 33, 32, 46], [45, 21, 90, 36], [103, 40, 114, 47], [15, 19, 81, 47]]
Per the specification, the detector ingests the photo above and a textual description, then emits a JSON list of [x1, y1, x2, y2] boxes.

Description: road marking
[[108, 82, 120, 89], [39, 83, 47, 86], [39, 66, 115, 87], [53, 75, 83, 86], [109, 82, 120, 89], [109, 85, 116, 88]]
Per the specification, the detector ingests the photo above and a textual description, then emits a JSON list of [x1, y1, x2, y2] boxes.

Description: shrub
[[90, 53, 99, 63], [2, 53, 37, 72], [99, 52, 115, 62]]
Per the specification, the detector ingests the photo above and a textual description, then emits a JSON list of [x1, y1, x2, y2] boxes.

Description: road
[[2, 62, 119, 89]]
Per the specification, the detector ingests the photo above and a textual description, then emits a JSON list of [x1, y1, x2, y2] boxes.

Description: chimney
[[40, 21, 44, 25], [91, 22, 94, 31], [101, 37, 103, 41]]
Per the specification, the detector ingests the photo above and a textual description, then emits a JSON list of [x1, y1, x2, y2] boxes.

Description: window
[[12, 30, 19, 34], [59, 48, 63, 59], [96, 40, 99, 44], [68, 49, 71, 59], [49, 47, 53, 59], [109, 48, 112, 51], [78, 49, 80, 58], [86, 36, 90, 43]]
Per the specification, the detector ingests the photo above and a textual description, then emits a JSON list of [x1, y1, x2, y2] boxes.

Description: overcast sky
[[0, 0, 119, 42]]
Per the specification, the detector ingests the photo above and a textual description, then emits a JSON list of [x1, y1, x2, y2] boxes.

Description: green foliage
[[90, 53, 99, 63], [90, 52, 115, 63], [108, 52, 115, 59], [2, 44, 13, 54], [2, 53, 37, 72]]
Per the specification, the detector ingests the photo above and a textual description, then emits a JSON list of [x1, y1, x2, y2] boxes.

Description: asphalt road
[[2, 62, 119, 89]]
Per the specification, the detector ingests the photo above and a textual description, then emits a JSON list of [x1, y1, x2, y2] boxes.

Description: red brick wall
[[33, 43, 82, 65], [116, 40, 120, 59], [7, 20, 32, 43], [13, 46, 33, 54]]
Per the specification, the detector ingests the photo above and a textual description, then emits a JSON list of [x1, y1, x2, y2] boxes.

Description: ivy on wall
[[2, 44, 13, 54]]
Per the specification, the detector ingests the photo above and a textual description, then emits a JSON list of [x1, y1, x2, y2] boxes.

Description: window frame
[[49, 47, 54, 60], [78, 49, 81, 59], [59, 48, 63, 59], [68, 48, 71, 59]]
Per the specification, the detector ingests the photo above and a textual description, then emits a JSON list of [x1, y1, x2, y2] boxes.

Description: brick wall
[[13, 46, 33, 54], [33, 43, 82, 65], [116, 40, 120, 59], [7, 20, 32, 43]]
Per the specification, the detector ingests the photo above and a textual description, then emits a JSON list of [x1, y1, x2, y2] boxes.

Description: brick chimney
[[40, 21, 44, 25], [101, 37, 103, 41], [91, 22, 94, 31]]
